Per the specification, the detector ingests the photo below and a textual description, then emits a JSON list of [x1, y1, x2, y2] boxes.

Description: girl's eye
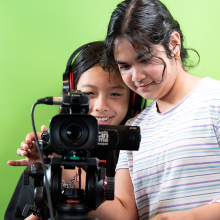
[[111, 93, 121, 97], [141, 58, 151, 64], [120, 65, 130, 70]]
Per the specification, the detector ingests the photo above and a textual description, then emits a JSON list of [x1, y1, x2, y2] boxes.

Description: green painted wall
[[1, 0, 220, 218]]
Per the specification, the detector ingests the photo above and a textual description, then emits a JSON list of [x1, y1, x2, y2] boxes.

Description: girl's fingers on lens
[[21, 143, 28, 151], [41, 125, 47, 131], [21, 141, 33, 151], [17, 148, 27, 156], [25, 132, 37, 143], [17, 148, 28, 157]]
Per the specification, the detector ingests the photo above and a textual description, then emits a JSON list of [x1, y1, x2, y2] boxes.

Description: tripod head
[[23, 154, 114, 220]]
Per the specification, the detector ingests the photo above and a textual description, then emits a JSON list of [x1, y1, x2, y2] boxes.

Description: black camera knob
[[106, 177, 114, 200], [34, 186, 44, 207]]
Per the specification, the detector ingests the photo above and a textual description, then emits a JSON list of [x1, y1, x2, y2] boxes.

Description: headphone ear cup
[[133, 93, 143, 112], [130, 91, 146, 115], [130, 91, 136, 110], [63, 71, 70, 95]]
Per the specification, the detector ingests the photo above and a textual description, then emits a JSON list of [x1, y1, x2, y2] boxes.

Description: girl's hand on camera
[[7, 125, 47, 167]]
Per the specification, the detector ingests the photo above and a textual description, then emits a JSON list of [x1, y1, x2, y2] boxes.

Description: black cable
[[31, 102, 54, 220]]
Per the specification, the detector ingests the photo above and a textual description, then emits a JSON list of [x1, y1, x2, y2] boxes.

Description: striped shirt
[[116, 77, 220, 219]]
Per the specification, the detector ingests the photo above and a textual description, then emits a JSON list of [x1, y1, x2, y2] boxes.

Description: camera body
[[48, 114, 141, 152], [39, 91, 141, 156]]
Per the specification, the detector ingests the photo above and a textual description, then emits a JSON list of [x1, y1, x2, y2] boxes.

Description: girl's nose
[[132, 67, 146, 82], [94, 96, 109, 113]]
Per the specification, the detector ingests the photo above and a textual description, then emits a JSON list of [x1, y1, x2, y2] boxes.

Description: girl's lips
[[95, 117, 113, 125], [138, 82, 152, 90]]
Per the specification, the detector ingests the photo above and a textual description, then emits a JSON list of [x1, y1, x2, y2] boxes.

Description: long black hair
[[104, 0, 199, 77]]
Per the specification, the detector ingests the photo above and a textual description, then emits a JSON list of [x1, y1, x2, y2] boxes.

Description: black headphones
[[62, 42, 146, 116]]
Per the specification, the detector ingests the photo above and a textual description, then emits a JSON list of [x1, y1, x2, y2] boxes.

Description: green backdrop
[[1, 0, 220, 218]]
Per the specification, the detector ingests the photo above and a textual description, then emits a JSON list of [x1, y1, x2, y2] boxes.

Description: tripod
[[22, 156, 114, 220]]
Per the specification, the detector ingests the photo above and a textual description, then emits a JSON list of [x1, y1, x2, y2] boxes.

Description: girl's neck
[[155, 71, 202, 113]]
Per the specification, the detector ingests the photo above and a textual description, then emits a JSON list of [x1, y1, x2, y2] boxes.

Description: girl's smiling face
[[77, 65, 130, 125], [114, 37, 178, 102]]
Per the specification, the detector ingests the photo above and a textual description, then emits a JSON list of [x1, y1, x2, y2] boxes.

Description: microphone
[[36, 91, 90, 113], [37, 97, 62, 105]]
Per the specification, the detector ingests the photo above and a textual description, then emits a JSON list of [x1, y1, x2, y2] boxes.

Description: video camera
[[40, 91, 141, 156]]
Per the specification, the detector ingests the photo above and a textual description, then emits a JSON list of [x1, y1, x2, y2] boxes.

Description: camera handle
[[22, 157, 114, 220]]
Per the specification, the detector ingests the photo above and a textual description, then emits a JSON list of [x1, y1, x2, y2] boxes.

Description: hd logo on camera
[[99, 131, 109, 145]]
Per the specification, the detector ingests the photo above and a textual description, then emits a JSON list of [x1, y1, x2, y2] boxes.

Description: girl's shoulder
[[199, 77, 220, 89], [195, 77, 220, 98]]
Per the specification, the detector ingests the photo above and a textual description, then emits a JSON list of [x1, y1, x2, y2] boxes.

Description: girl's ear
[[169, 31, 181, 57]]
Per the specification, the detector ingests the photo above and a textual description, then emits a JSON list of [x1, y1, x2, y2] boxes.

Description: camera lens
[[67, 125, 82, 141]]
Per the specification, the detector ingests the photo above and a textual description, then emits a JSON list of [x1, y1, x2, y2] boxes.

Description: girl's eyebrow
[[111, 85, 126, 90], [136, 53, 145, 60], [79, 85, 97, 89], [115, 52, 151, 64], [80, 84, 125, 90], [115, 60, 127, 65], [136, 52, 151, 60]]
